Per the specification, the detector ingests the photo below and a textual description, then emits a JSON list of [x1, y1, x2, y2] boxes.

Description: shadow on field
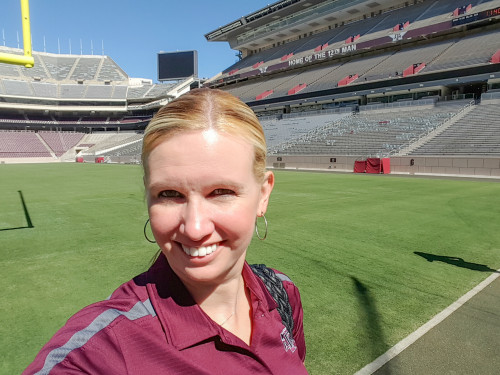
[[414, 252, 499, 273], [351, 277, 392, 375], [0, 190, 34, 232]]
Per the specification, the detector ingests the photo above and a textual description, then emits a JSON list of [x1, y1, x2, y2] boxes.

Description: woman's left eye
[[212, 188, 235, 196]]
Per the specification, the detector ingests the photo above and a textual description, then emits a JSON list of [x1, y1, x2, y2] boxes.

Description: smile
[[181, 243, 218, 257]]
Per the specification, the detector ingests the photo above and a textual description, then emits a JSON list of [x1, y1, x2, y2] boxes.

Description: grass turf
[[1, 164, 499, 374]]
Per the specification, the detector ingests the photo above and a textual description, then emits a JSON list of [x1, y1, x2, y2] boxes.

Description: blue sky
[[0, 0, 272, 82]]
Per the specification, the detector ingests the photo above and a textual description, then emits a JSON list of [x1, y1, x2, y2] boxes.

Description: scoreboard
[[452, 6, 500, 26], [158, 50, 198, 81]]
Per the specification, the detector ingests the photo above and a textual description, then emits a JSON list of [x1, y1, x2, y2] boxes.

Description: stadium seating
[[263, 110, 351, 148], [269, 100, 470, 157], [104, 139, 143, 157], [2, 0, 500, 167], [362, 40, 457, 81], [70, 57, 100, 81], [2, 79, 33, 96], [80, 133, 143, 155], [230, 26, 496, 97], [217, 0, 494, 85], [60, 84, 87, 99], [31, 82, 58, 98], [38, 131, 84, 156], [425, 30, 500, 72], [409, 103, 500, 156], [85, 85, 114, 99], [112, 85, 128, 99], [43, 55, 78, 81], [21, 54, 50, 80], [97, 57, 128, 82], [0, 130, 85, 158], [0, 130, 52, 157]]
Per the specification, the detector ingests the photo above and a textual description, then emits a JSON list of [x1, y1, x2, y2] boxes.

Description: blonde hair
[[142, 88, 267, 181]]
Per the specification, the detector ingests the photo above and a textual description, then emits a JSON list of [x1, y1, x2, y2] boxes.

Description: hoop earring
[[255, 214, 268, 241], [144, 218, 156, 243]]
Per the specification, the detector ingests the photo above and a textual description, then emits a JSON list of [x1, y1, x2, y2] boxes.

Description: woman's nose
[[179, 199, 214, 241]]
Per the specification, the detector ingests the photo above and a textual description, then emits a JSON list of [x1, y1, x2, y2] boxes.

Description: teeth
[[182, 244, 217, 257]]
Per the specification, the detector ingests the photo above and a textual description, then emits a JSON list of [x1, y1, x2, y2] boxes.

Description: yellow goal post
[[0, 0, 34, 68]]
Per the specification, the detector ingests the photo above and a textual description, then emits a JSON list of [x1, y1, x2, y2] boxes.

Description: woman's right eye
[[158, 190, 182, 199]]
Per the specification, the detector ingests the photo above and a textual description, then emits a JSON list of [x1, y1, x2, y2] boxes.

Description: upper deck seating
[[217, 0, 494, 83], [112, 85, 128, 99], [59, 84, 86, 99], [31, 82, 58, 98], [85, 85, 114, 99], [42, 55, 78, 81], [144, 84, 175, 98], [21, 54, 50, 80], [2, 79, 33, 96], [70, 57, 101, 81], [425, 30, 500, 72], [97, 58, 128, 82], [126, 85, 152, 99]]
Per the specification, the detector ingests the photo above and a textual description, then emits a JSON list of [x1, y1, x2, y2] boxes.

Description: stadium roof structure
[[205, 0, 405, 51]]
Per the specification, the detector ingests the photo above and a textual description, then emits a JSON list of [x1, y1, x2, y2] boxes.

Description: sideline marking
[[355, 270, 500, 375]]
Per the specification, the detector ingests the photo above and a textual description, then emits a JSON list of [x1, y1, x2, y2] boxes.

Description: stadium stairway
[[395, 101, 477, 156], [35, 133, 57, 159]]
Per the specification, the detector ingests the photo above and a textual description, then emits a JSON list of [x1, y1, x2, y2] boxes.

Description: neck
[[182, 269, 253, 345], [187, 273, 244, 327]]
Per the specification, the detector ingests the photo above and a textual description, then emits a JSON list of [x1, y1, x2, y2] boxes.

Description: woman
[[24, 88, 307, 374]]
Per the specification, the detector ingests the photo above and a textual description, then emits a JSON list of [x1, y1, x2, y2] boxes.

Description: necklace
[[219, 311, 235, 326], [218, 278, 242, 326]]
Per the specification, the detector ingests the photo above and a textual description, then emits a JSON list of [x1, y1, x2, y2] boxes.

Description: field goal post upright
[[0, 0, 34, 68]]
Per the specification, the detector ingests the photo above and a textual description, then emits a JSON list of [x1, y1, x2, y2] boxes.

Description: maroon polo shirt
[[24, 254, 308, 374]]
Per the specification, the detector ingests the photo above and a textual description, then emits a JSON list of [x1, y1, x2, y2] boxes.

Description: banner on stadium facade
[[285, 44, 358, 68]]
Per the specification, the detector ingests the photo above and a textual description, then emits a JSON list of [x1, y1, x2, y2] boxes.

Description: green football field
[[1, 163, 499, 375]]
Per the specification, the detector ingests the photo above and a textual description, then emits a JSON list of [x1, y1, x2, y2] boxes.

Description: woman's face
[[145, 129, 274, 286]]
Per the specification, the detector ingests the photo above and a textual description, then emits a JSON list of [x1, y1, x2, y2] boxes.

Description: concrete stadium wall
[[0, 157, 58, 164], [267, 155, 500, 178], [267, 155, 359, 173], [78, 155, 140, 164], [391, 156, 500, 178]]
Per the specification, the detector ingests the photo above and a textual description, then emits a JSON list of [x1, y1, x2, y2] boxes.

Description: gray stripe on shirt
[[34, 299, 156, 375]]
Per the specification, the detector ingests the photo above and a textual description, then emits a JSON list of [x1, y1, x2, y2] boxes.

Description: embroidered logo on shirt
[[280, 327, 297, 353]]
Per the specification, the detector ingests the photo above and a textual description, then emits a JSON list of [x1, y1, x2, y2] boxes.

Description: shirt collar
[[145, 255, 278, 350], [242, 262, 278, 313]]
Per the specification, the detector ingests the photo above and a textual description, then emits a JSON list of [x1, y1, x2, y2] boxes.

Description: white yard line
[[355, 270, 500, 375]]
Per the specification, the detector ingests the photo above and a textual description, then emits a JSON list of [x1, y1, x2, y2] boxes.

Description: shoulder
[[248, 264, 306, 360], [248, 264, 301, 298], [269, 268, 295, 285], [249, 263, 294, 284], [23, 276, 157, 375], [269, 268, 303, 307]]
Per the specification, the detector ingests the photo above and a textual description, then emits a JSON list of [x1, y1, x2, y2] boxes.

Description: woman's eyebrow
[[211, 181, 245, 190], [146, 181, 246, 191]]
